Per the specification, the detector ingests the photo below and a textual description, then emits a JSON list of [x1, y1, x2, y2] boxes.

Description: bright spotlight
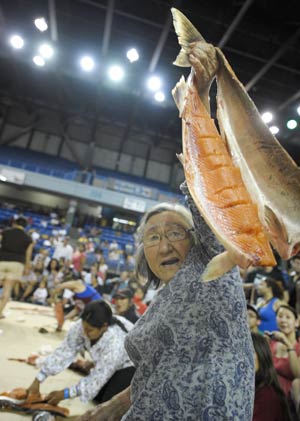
[[0, 175, 7, 182], [269, 126, 279, 135], [147, 75, 161, 91], [297, 106, 300, 116], [80, 56, 95, 72], [108, 65, 124, 82], [126, 48, 139, 63], [287, 119, 297, 130], [154, 91, 165, 102], [39, 43, 54, 59], [34, 17, 48, 32], [10, 35, 24, 49], [33, 55, 45, 67], [261, 112, 273, 124]]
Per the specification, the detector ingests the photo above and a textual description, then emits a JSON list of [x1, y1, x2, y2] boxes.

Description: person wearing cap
[[113, 289, 139, 324], [247, 304, 262, 334], [0, 216, 33, 318], [26, 300, 135, 406]]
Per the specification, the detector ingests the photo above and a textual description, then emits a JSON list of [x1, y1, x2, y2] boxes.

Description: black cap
[[247, 304, 260, 319], [113, 289, 133, 299]]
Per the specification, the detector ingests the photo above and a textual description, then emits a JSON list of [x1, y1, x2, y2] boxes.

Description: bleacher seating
[[0, 146, 182, 202]]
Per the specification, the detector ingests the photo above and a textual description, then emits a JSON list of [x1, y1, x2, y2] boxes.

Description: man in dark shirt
[[0, 216, 33, 318], [113, 289, 139, 324]]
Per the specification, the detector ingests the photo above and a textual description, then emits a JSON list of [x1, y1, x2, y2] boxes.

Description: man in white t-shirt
[[53, 237, 73, 263]]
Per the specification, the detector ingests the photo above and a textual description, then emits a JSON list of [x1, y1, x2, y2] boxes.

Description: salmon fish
[[171, 7, 300, 260], [172, 73, 276, 281]]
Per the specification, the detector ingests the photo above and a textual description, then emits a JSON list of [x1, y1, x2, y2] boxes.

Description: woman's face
[[257, 280, 268, 295], [50, 260, 58, 270], [291, 258, 300, 273], [143, 211, 193, 284], [82, 320, 107, 341], [276, 307, 297, 335]]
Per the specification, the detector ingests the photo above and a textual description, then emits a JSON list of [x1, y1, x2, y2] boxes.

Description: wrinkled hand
[[188, 41, 219, 88], [44, 389, 65, 406], [74, 399, 125, 421]]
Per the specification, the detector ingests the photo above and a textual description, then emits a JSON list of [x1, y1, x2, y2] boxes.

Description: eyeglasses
[[143, 224, 193, 247]]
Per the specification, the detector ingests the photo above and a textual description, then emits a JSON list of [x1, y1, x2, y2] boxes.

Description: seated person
[[31, 279, 48, 306], [251, 333, 292, 421], [256, 278, 284, 332], [247, 304, 262, 334], [113, 289, 139, 324], [27, 300, 135, 406]]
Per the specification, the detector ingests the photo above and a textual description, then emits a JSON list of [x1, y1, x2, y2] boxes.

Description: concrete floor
[[0, 301, 95, 420]]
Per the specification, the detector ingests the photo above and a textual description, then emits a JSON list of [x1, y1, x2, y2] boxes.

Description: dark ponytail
[[81, 300, 128, 333], [111, 316, 128, 333], [251, 333, 292, 421]]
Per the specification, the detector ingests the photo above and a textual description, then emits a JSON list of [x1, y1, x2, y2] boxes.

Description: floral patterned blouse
[[36, 316, 134, 402], [122, 184, 255, 420]]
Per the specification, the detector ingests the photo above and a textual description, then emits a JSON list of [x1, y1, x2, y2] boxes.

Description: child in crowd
[[32, 279, 48, 305]]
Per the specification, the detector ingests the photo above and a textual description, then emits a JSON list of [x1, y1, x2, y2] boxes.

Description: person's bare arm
[[75, 386, 131, 421], [24, 243, 34, 273]]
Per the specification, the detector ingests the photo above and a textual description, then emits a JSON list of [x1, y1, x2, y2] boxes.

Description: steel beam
[[48, 0, 58, 42], [246, 27, 300, 92], [278, 89, 300, 112], [218, 0, 254, 49], [101, 0, 115, 58]]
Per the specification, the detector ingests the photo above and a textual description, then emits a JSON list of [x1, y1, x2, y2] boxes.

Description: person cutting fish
[[27, 300, 135, 408]]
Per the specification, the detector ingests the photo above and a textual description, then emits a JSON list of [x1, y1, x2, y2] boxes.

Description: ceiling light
[[33, 55, 45, 67], [261, 112, 273, 124], [269, 126, 279, 135], [108, 65, 124, 82], [126, 48, 139, 63], [154, 91, 165, 102], [287, 119, 297, 130], [39, 43, 54, 59], [34, 17, 48, 32], [297, 106, 300, 116], [80, 56, 95, 72], [10, 35, 24, 49], [147, 75, 161, 91]]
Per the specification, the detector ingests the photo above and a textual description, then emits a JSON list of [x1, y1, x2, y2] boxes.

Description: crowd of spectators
[[1, 204, 300, 419], [0, 207, 153, 329]]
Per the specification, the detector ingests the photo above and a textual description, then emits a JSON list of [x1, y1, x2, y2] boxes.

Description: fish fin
[[172, 75, 187, 116], [264, 205, 288, 243], [176, 153, 184, 166], [171, 8, 205, 67], [201, 251, 235, 282]]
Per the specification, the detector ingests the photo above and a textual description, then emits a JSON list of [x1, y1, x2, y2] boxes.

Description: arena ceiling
[[0, 0, 300, 161]]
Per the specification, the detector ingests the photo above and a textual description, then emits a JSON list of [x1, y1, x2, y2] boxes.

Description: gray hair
[[134, 202, 196, 289]]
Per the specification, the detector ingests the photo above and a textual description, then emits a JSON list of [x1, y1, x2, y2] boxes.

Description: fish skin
[[216, 50, 300, 259], [172, 74, 276, 281], [171, 7, 300, 260]]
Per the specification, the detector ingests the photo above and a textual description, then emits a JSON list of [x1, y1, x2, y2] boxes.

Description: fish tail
[[171, 8, 205, 67], [172, 75, 188, 116], [201, 251, 236, 282]]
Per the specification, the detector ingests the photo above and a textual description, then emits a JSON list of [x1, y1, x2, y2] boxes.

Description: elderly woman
[[77, 183, 254, 421]]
